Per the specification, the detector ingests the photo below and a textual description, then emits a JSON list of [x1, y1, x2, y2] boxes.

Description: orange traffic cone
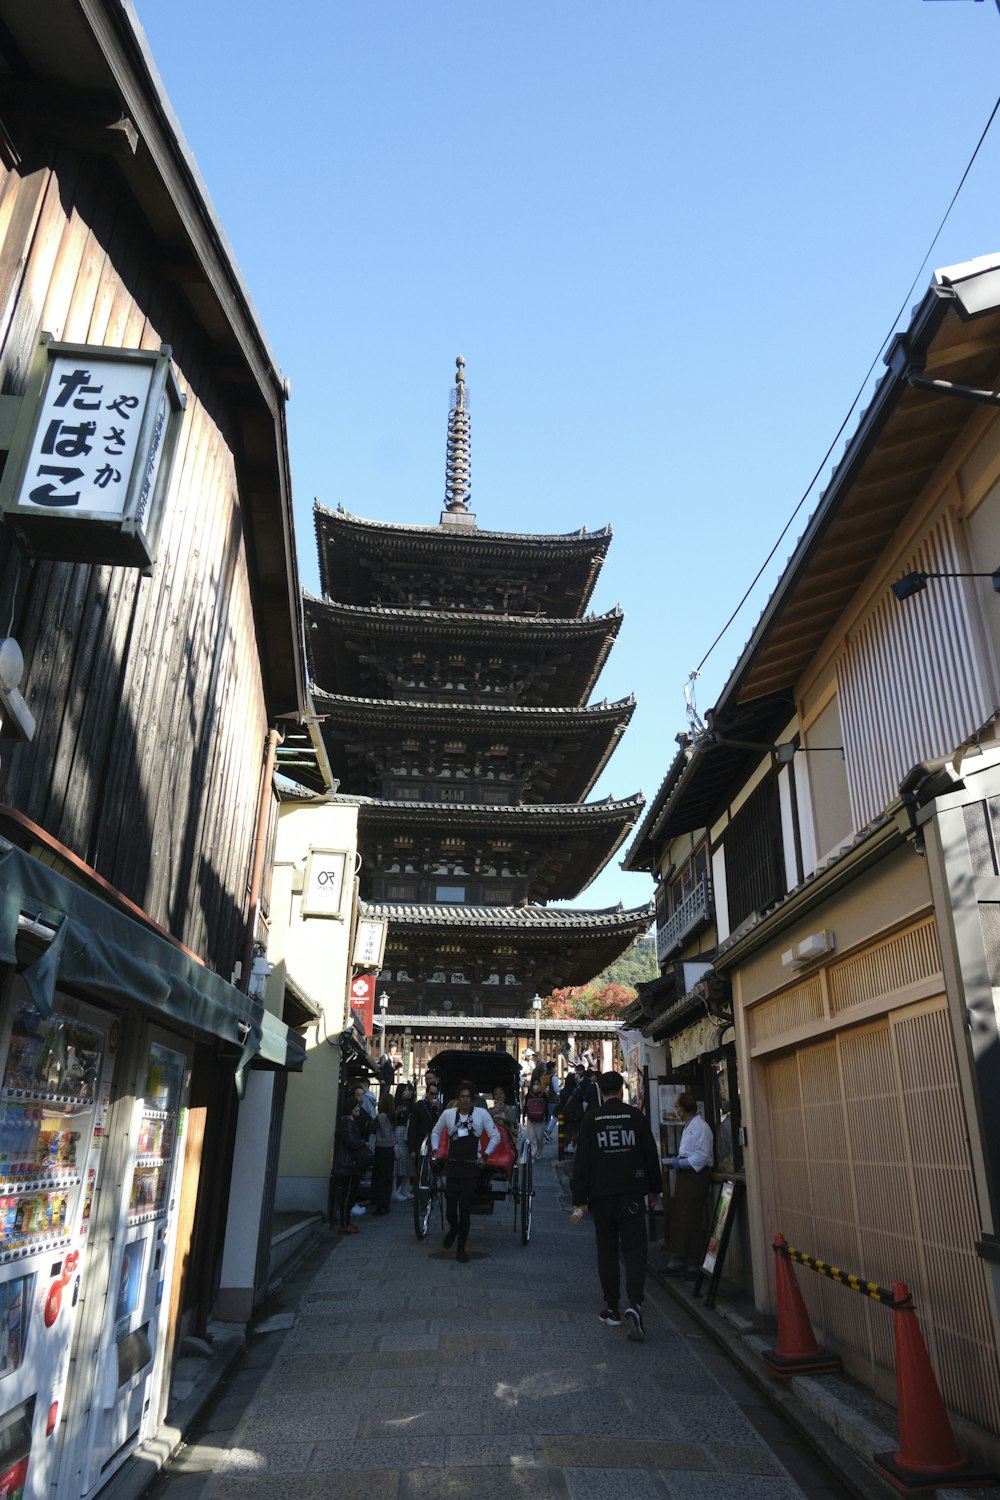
[[763, 1234, 842, 1379], [874, 1282, 995, 1491]]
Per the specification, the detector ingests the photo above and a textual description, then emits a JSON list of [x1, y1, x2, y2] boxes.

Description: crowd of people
[[329, 1048, 618, 1234], [328, 1047, 717, 1347]]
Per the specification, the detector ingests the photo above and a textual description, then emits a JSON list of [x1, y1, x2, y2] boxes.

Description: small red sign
[[350, 974, 376, 1038]]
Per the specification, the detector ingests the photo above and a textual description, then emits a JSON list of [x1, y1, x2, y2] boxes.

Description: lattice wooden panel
[[828, 919, 941, 1017], [893, 1006, 1000, 1433], [747, 976, 824, 1048], [759, 1005, 1000, 1434]]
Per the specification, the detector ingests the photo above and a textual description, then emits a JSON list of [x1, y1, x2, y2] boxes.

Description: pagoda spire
[[442, 355, 475, 526]]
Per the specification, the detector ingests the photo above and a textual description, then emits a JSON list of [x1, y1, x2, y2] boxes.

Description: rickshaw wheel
[[413, 1142, 436, 1239], [519, 1139, 533, 1244]]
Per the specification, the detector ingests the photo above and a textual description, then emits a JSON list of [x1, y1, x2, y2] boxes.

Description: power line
[[694, 86, 1000, 679]]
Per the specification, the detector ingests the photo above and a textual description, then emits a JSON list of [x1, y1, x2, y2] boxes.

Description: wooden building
[[630, 255, 1000, 1461], [306, 358, 651, 1020], [0, 4, 326, 1495]]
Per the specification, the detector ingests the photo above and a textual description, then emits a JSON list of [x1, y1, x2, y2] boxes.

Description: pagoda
[[306, 358, 651, 1017]]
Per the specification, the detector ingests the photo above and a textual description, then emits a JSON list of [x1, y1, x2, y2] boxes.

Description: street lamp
[[378, 990, 389, 1052], [532, 996, 543, 1055]]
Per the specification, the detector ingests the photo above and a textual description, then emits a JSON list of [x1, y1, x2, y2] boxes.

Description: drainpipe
[[241, 726, 283, 993]]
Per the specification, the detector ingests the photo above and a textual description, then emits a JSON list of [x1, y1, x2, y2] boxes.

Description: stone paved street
[[154, 1154, 853, 1500]]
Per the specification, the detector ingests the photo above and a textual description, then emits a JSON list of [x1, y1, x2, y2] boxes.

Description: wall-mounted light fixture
[[704, 734, 841, 765], [781, 930, 835, 971], [891, 567, 1000, 602]]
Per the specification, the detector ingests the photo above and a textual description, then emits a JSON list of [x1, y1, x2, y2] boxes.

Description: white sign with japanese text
[[17, 354, 155, 516], [352, 919, 387, 968]]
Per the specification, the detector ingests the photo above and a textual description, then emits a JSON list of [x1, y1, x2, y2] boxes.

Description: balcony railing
[[656, 875, 712, 964]]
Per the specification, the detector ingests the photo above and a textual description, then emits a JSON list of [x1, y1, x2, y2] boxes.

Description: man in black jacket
[[571, 1071, 663, 1342], [407, 1079, 441, 1156]]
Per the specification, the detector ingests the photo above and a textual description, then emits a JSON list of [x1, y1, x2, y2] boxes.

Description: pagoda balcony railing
[[656, 876, 712, 965]]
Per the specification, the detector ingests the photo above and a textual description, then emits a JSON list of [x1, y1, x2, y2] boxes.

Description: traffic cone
[[763, 1234, 842, 1378], [874, 1282, 995, 1491]]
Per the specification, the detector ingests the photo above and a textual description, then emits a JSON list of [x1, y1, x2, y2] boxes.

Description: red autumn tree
[[541, 982, 636, 1021]]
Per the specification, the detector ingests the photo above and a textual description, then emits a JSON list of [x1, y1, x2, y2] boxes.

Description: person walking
[[392, 1084, 414, 1201], [370, 1095, 396, 1215], [664, 1092, 714, 1274], [408, 1079, 441, 1155], [571, 1070, 663, 1342], [330, 1100, 371, 1234], [431, 1081, 501, 1263], [522, 1079, 549, 1159], [556, 1069, 577, 1159]]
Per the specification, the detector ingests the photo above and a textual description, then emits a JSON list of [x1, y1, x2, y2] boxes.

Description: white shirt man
[[665, 1093, 715, 1273], [675, 1109, 714, 1174]]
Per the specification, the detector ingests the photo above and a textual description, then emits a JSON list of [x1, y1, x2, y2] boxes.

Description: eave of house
[[718, 258, 1000, 719]]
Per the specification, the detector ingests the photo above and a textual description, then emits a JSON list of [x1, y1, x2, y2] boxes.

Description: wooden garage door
[[761, 999, 1000, 1434]]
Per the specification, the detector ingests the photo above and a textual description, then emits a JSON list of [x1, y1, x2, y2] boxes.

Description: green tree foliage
[[594, 934, 656, 990]]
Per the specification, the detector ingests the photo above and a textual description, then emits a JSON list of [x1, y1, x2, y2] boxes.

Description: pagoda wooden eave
[[314, 503, 612, 618], [311, 690, 635, 805], [303, 594, 623, 707], [367, 898, 654, 991], [355, 791, 646, 901]]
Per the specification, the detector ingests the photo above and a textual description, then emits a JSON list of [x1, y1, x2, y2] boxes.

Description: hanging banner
[[349, 974, 376, 1038]]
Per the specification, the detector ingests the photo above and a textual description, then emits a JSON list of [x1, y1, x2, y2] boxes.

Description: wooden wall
[[0, 149, 269, 972]]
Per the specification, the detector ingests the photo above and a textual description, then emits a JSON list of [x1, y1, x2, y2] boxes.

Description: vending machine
[[80, 1028, 190, 1496], [0, 977, 115, 1500]]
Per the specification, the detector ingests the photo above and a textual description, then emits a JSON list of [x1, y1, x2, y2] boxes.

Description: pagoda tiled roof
[[311, 690, 635, 805], [311, 690, 634, 727], [362, 899, 653, 931], [355, 791, 645, 900], [314, 503, 611, 617], [355, 791, 644, 826], [366, 897, 653, 991], [304, 594, 623, 707]]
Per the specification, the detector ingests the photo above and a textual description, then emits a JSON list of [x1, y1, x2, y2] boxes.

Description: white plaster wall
[[271, 802, 362, 1209]]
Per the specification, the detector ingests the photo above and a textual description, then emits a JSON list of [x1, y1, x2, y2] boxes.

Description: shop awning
[[0, 844, 305, 1093]]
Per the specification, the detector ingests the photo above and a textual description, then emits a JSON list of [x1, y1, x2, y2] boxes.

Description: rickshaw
[[412, 1050, 535, 1245]]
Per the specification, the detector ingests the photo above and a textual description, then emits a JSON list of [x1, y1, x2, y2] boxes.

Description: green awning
[[0, 844, 305, 1094]]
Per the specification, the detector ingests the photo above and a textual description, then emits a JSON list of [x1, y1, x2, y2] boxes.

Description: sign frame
[[693, 1178, 744, 1309], [301, 847, 349, 920], [352, 918, 387, 969], [0, 334, 185, 574]]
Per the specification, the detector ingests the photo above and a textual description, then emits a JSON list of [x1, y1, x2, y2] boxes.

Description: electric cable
[[694, 86, 1000, 679]]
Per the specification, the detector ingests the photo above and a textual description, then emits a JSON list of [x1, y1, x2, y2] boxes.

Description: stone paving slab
[[308, 1435, 447, 1470], [565, 1470, 665, 1500], [209, 1473, 399, 1500], [405, 1465, 571, 1500], [540, 1437, 713, 1470]]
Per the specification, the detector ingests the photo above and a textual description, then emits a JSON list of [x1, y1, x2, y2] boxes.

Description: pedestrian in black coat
[[571, 1071, 663, 1342], [331, 1102, 369, 1233]]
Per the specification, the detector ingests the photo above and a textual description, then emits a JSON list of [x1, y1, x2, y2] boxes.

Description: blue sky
[[133, 0, 1000, 912]]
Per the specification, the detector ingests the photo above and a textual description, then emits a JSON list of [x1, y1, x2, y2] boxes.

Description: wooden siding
[[0, 151, 268, 970], [838, 510, 999, 827]]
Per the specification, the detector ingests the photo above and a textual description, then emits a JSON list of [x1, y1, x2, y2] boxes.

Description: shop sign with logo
[[302, 848, 349, 919], [0, 335, 185, 573]]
